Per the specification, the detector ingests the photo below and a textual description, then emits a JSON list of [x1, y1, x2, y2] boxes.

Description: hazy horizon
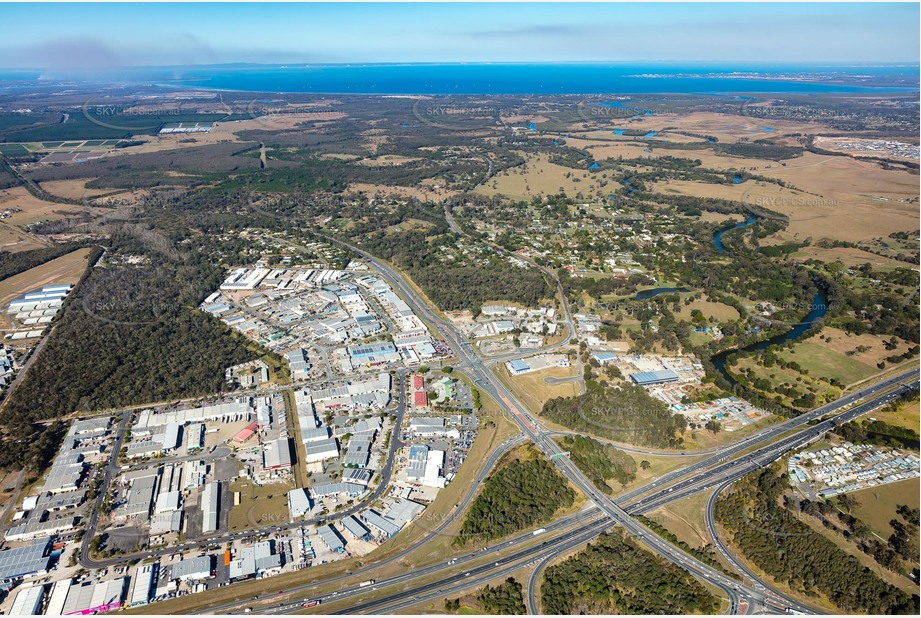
[[0, 2, 918, 70]]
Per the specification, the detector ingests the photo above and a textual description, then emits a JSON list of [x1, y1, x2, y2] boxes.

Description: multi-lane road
[[624, 380, 918, 515], [80, 231, 917, 614], [310, 237, 919, 615], [198, 368, 914, 616], [247, 378, 914, 617]]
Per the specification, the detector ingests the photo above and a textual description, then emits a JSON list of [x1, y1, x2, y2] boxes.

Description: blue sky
[[0, 2, 918, 68]]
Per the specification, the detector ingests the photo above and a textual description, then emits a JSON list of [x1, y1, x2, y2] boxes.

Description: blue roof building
[[630, 369, 680, 386]]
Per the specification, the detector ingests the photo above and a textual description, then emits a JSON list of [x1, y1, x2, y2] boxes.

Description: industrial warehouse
[[2, 283, 72, 343]]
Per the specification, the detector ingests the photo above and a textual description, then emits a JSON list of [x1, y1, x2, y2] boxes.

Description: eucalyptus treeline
[[455, 451, 575, 545], [716, 468, 919, 614], [542, 381, 688, 449], [540, 530, 719, 614]]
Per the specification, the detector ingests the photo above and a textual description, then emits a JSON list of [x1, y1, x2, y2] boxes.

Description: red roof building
[[232, 421, 258, 444], [412, 375, 424, 390], [413, 391, 429, 408]]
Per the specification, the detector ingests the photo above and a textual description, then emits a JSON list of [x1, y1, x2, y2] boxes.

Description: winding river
[[710, 215, 829, 385], [713, 215, 757, 253]]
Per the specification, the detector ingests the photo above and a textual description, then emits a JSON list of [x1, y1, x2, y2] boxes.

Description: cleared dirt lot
[[347, 182, 459, 203], [0, 221, 49, 253], [475, 153, 606, 200], [38, 178, 123, 200], [356, 155, 423, 167], [0, 186, 97, 226]]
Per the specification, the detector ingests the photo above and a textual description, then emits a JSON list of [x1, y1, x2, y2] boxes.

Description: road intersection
[[77, 236, 917, 615], [306, 237, 917, 615]]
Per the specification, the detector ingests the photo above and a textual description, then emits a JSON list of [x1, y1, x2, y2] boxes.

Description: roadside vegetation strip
[[446, 576, 527, 615], [715, 468, 918, 614], [540, 530, 721, 615], [555, 434, 638, 494], [454, 446, 575, 546], [633, 513, 740, 580]]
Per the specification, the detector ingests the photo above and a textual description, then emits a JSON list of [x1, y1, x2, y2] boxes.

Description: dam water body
[[634, 287, 691, 300]]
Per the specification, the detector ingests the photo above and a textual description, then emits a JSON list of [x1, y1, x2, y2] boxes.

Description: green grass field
[[777, 342, 877, 385], [850, 478, 921, 538], [733, 357, 838, 408], [870, 398, 920, 433], [676, 298, 740, 322]]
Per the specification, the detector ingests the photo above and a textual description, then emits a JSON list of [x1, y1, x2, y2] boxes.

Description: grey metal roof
[[171, 555, 212, 579], [342, 516, 370, 539], [360, 510, 400, 538], [630, 369, 680, 385], [317, 524, 345, 552]]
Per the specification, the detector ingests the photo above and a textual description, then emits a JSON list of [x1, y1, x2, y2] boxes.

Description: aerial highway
[[205, 369, 914, 616], [313, 236, 846, 613], [706, 480, 766, 600], [547, 366, 917, 460], [282, 377, 914, 617], [99, 234, 916, 614], [348, 238, 916, 612], [253, 513, 613, 615], [624, 380, 918, 514]]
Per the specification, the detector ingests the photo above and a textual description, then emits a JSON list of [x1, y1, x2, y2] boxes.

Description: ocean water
[[4, 63, 917, 95]]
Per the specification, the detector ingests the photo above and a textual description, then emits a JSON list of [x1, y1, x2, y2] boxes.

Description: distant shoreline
[[1, 63, 916, 96]]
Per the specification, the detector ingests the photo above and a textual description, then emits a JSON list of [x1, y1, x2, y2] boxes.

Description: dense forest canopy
[[541, 530, 719, 614], [455, 450, 575, 545]]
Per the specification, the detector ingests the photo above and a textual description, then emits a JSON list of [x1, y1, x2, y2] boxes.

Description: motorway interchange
[[183, 238, 917, 616], [64, 236, 918, 615], [227, 373, 915, 616]]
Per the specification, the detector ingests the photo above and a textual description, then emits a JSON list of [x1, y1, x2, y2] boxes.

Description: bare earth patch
[[347, 183, 459, 203]]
